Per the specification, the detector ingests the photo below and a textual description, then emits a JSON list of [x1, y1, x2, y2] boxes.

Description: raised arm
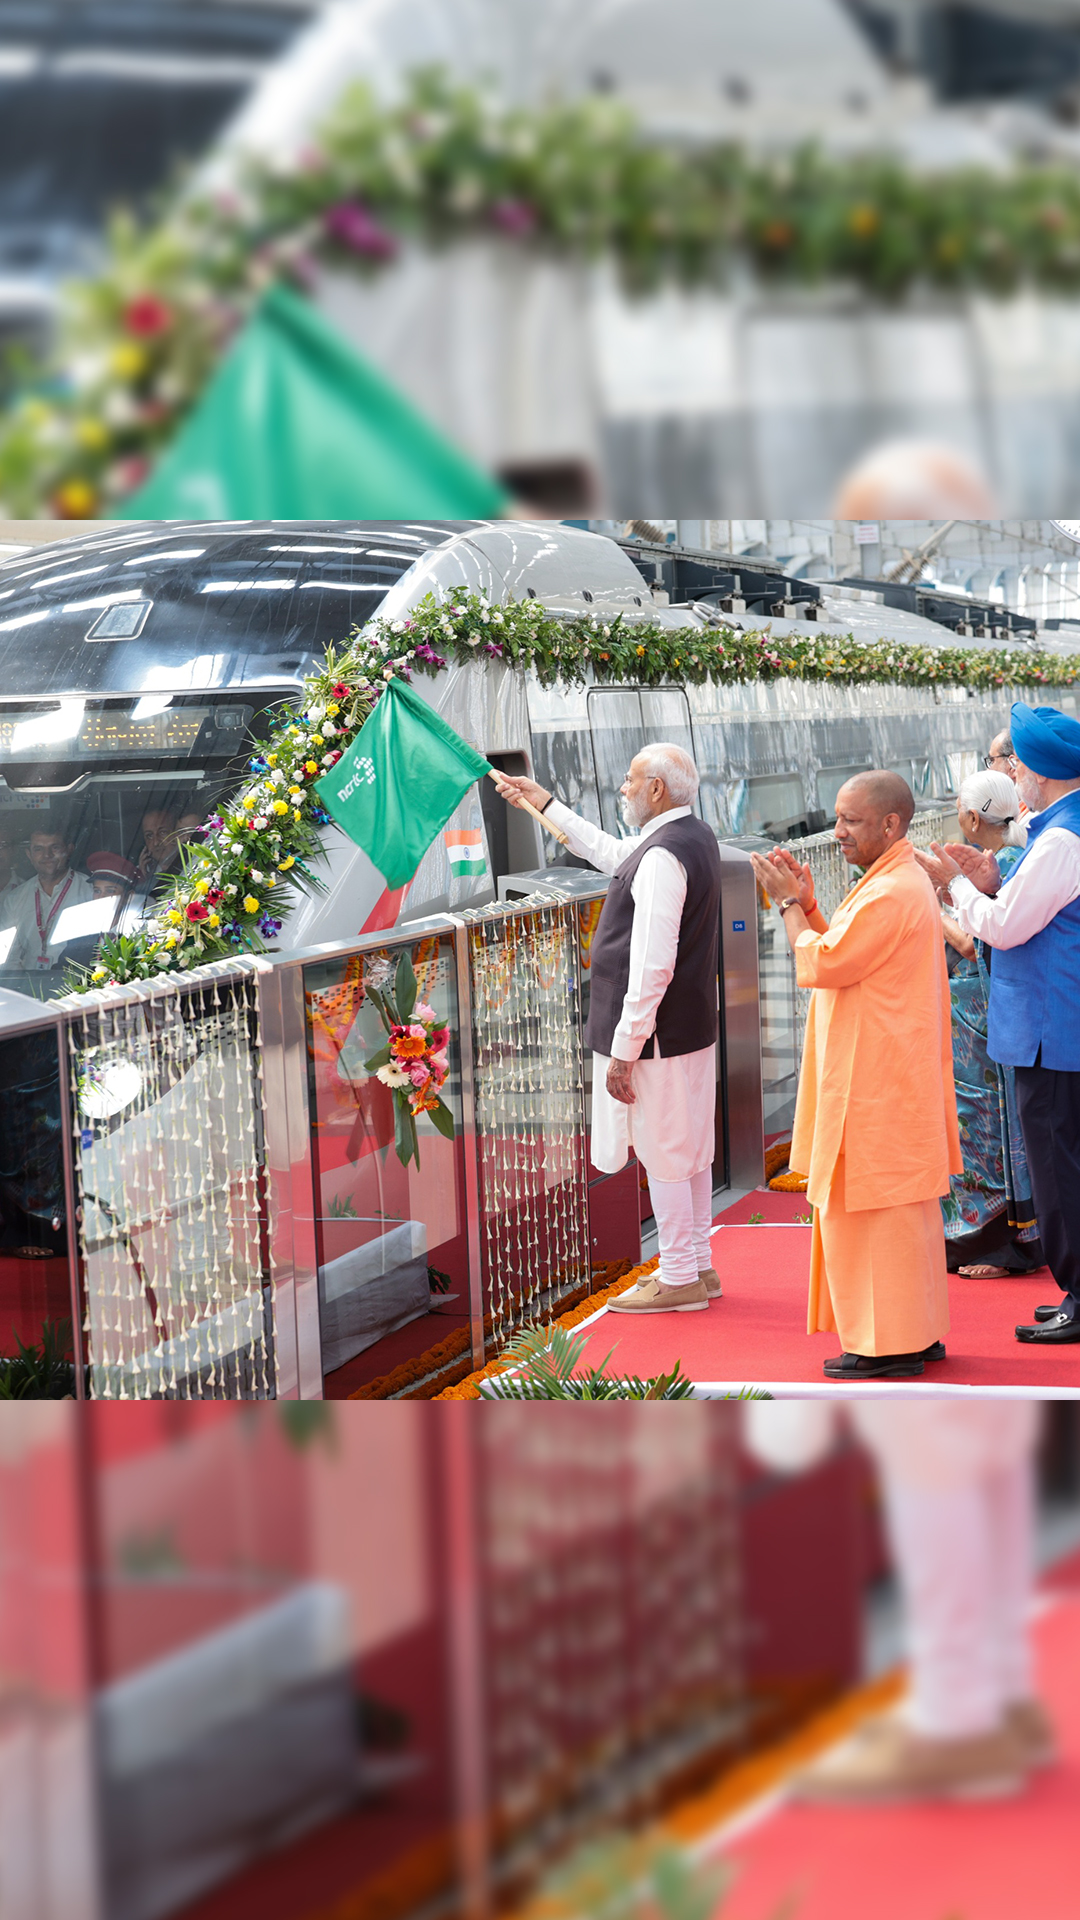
[[494, 771, 629, 874]]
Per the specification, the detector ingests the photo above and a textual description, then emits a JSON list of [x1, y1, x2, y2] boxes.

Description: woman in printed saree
[[939, 771, 1043, 1278]]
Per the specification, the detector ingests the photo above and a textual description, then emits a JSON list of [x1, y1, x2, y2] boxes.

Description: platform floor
[[711, 1549, 1080, 1920], [574, 1189, 1080, 1395]]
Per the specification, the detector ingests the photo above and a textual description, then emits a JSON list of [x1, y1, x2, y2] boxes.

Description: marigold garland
[[13, 68, 1080, 516]]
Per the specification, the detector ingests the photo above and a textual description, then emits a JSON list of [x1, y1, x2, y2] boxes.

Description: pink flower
[[407, 1062, 431, 1089], [407, 1022, 427, 1040], [323, 200, 398, 261], [430, 1050, 449, 1075], [414, 1000, 436, 1022], [492, 197, 537, 238], [432, 1026, 449, 1050]]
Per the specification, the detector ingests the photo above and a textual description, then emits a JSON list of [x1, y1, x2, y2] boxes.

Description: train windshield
[[0, 693, 272, 1001]]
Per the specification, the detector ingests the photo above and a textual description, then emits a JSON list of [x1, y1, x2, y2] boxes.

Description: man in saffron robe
[[751, 772, 961, 1380]]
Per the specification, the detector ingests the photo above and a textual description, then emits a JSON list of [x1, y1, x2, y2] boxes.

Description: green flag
[[121, 281, 510, 519], [316, 677, 492, 889]]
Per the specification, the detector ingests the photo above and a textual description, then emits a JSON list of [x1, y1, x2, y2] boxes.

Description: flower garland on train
[[12, 68, 1080, 515], [69, 587, 1080, 992]]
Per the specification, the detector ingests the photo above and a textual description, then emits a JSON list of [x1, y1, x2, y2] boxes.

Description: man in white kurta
[[495, 744, 721, 1313]]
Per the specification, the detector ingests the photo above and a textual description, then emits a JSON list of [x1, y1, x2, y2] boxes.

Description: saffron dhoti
[[809, 1151, 950, 1355]]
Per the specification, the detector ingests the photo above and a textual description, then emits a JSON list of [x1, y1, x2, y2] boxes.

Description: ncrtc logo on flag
[[444, 828, 487, 876], [335, 756, 376, 803]]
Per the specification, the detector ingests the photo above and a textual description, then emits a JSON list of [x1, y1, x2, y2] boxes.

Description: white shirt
[[7, 870, 95, 969], [545, 800, 689, 1062], [949, 816, 1080, 949]]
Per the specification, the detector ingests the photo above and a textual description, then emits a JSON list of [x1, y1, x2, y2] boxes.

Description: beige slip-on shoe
[[1004, 1697, 1058, 1769], [699, 1266, 722, 1297], [608, 1274, 710, 1314], [790, 1721, 1028, 1804]]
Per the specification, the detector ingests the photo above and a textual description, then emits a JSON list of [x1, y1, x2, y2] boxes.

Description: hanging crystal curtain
[[461, 895, 590, 1353], [62, 961, 272, 1399]]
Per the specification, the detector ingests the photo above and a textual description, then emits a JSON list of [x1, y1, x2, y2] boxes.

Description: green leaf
[[427, 1097, 456, 1140], [364, 1041, 391, 1070], [395, 951, 417, 1020]]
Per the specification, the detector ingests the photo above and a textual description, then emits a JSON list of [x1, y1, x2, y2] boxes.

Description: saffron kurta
[[790, 837, 962, 1355]]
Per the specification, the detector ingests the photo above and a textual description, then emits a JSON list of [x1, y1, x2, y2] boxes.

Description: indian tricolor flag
[[444, 828, 488, 878]]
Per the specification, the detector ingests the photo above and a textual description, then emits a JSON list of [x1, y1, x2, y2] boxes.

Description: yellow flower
[[289, 786, 301, 798], [848, 202, 880, 239], [243, 895, 260, 914], [673, 657, 681, 666], [166, 909, 183, 925], [207, 912, 220, 927], [91, 967, 107, 982], [266, 753, 278, 766], [193, 878, 209, 895], [75, 417, 109, 451], [265, 875, 275, 887], [636, 645, 646, 656], [242, 794, 257, 809], [110, 341, 148, 382], [272, 799, 289, 814], [164, 934, 178, 948], [327, 703, 340, 716], [278, 855, 296, 870], [304, 760, 318, 776], [54, 479, 97, 519], [293, 808, 302, 821]]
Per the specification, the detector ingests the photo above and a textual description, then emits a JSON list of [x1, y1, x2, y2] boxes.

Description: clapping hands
[[749, 846, 816, 907], [914, 842, 1002, 898]]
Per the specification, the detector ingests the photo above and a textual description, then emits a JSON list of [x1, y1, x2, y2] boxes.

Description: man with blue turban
[[917, 702, 1080, 1345]]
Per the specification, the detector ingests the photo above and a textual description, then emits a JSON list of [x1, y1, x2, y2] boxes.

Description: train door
[[585, 686, 698, 835]]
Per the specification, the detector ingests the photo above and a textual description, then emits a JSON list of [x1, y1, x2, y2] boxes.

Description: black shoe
[[1016, 1311, 1080, 1344], [919, 1341, 946, 1362], [824, 1351, 925, 1380], [1034, 1302, 1075, 1323]]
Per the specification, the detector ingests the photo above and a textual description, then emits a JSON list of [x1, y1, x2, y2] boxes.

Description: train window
[[816, 764, 870, 820], [944, 752, 979, 794], [731, 774, 807, 839], [586, 686, 696, 837]]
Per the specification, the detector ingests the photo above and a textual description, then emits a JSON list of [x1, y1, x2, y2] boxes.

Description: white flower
[[481, 610, 490, 623], [391, 620, 406, 633], [250, 869, 265, 883], [322, 753, 335, 766], [376, 1063, 412, 1090], [383, 665, 395, 679], [321, 721, 337, 738], [307, 703, 325, 725], [466, 633, 481, 647], [271, 769, 287, 785], [225, 884, 237, 898], [492, 611, 504, 624], [253, 816, 268, 829], [603, 625, 611, 636]]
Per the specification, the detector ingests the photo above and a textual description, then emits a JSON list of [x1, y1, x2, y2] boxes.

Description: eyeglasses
[[982, 752, 1016, 769]]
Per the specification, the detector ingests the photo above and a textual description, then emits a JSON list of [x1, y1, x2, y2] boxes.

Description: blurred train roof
[[0, 0, 315, 286]]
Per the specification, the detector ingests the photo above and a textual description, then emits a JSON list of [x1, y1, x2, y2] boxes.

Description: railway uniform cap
[[85, 851, 140, 888], [1010, 702, 1080, 780]]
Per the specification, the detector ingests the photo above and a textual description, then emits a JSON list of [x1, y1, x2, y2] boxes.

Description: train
[[0, 516, 1069, 1001]]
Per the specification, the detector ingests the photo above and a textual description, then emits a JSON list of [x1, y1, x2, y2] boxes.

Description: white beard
[[620, 793, 650, 830]]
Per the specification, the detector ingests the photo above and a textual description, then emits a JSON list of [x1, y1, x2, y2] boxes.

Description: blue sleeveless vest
[[987, 789, 1080, 1070]]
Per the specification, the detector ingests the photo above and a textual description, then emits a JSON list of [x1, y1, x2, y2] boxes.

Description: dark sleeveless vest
[[585, 813, 722, 1059]]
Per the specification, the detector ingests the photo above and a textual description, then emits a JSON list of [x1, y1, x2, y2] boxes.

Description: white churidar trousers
[[882, 1460, 1035, 1740], [591, 1044, 716, 1287]]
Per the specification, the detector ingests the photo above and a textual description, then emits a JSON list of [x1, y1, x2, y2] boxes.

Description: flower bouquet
[[364, 953, 455, 1167]]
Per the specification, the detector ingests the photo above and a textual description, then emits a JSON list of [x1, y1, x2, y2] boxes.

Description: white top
[[6, 870, 95, 969], [545, 800, 690, 1063], [949, 813, 1080, 950]]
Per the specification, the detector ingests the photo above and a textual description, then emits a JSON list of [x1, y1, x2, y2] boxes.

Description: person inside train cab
[[6, 825, 94, 973], [752, 773, 960, 1380], [495, 745, 724, 1314], [0, 827, 23, 925], [137, 807, 179, 880]]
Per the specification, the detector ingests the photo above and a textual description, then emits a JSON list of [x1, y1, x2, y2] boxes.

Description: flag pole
[[487, 770, 569, 846]]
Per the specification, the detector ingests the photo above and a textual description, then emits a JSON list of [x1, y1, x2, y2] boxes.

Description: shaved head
[[834, 769, 915, 870], [844, 770, 915, 830]]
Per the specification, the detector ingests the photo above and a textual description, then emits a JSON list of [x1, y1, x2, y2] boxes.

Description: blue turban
[[1010, 702, 1080, 779]]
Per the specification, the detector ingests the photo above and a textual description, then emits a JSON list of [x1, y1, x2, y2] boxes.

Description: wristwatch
[[777, 896, 802, 916]]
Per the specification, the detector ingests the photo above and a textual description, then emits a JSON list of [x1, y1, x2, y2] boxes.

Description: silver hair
[[636, 742, 700, 805], [958, 769, 1023, 843]]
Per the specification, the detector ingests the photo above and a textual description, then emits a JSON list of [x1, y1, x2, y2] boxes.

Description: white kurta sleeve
[[610, 846, 687, 1062], [950, 828, 1080, 949], [543, 799, 630, 874]]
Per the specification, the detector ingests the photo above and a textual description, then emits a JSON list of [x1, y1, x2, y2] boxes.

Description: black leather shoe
[[1016, 1312, 1080, 1343], [1034, 1302, 1074, 1323], [824, 1351, 925, 1379], [919, 1341, 946, 1362]]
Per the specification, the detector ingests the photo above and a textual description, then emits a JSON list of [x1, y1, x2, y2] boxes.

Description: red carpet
[[575, 1220, 1080, 1389], [717, 1580, 1080, 1920]]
